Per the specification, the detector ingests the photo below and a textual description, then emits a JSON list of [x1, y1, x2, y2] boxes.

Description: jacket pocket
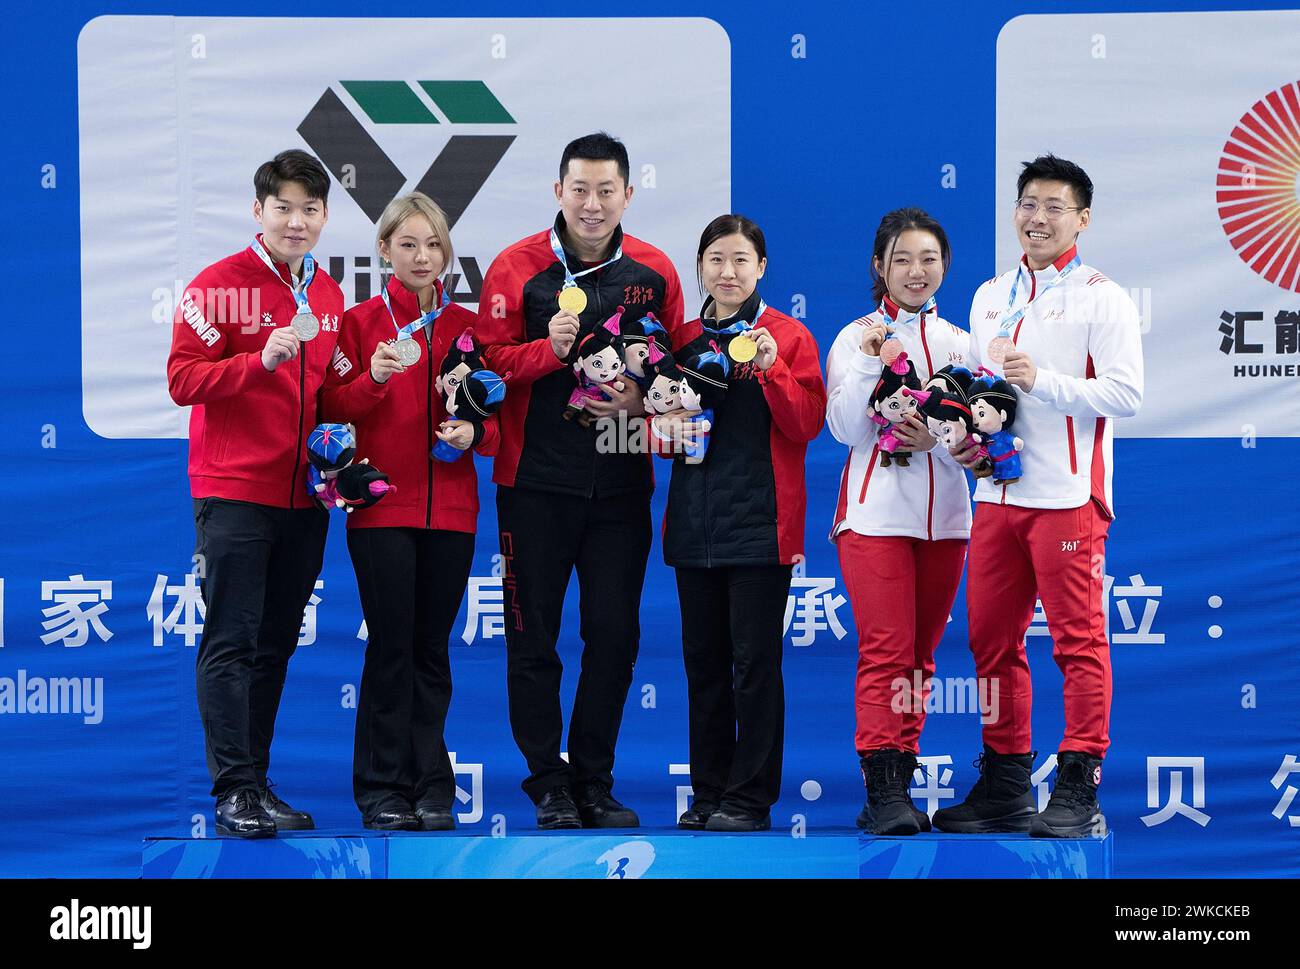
[[1065, 416, 1078, 475]]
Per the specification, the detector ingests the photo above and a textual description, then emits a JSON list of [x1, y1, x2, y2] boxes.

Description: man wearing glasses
[[937, 155, 1144, 837]]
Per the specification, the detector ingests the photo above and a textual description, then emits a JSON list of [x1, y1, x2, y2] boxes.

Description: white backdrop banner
[[78, 16, 730, 438], [997, 11, 1300, 437]]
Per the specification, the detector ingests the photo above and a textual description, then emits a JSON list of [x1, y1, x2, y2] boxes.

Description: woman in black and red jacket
[[654, 215, 827, 831], [319, 192, 498, 832]]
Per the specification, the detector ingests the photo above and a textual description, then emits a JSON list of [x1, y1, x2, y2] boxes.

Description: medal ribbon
[[877, 295, 936, 336], [549, 227, 622, 293], [708, 299, 767, 339], [995, 254, 1081, 340], [381, 281, 451, 343], [250, 236, 316, 316]]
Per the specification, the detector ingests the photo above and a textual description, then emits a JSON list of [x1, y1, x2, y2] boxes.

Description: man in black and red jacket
[[167, 150, 344, 838], [477, 132, 689, 829]]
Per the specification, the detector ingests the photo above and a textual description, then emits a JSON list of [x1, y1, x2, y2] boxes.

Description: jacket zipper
[[1066, 415, 1078, 475], [920, 315, 934, 538], [857, 444, 880, 503], [587, 271, 603, 500], [426, 326, 435, 528], [925, 453, 935, 541], [290, 348, 305, 508]]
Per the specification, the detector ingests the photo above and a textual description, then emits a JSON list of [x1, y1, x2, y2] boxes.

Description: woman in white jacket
[[825, 208, 975, 834]]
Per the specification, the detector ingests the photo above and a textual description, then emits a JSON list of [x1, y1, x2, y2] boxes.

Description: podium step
[[144, 828, 1113, 879]]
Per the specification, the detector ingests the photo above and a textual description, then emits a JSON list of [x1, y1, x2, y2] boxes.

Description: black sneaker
[[258, 779, 315, 831], [856, 749, 922, 835], [575, 782, 640, 828], [536, 786, 582, 830], [215, 789, 276, 839], [1030, 752, 1105, 838], [932, 744, 1038, 833]]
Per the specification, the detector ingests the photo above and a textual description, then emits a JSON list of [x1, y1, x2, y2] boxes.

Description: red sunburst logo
[[1217, 81, 1300, 293]]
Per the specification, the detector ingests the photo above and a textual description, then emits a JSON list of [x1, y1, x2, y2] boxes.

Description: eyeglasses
[[1014, 199, 1083, 220]]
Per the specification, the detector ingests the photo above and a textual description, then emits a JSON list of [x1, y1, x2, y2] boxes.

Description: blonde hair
[[375, 192, 455, 279]]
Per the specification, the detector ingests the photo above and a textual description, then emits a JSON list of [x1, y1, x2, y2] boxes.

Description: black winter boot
[[899, 752, 933, 832], [932, 744, 1037, 833], [1029, 751, 1105, 838], [856, 750, 922, 835]]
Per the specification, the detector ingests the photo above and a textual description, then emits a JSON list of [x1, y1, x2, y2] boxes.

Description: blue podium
[[143, 829, 1113, 879]]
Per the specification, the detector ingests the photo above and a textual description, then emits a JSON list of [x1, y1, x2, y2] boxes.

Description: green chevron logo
[[298, 80, 516, 226]]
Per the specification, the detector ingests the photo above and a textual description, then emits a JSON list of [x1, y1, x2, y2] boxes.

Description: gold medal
[[728, 334, 758, 363], [558, 286, 587, 314]]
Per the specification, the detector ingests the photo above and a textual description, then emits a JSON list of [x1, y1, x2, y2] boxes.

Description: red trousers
[[966, 500, 1112, 758], [838, 532, 968, 755]]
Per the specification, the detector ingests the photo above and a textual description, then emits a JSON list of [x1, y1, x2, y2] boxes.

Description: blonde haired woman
[[320, 192, 499, 830]]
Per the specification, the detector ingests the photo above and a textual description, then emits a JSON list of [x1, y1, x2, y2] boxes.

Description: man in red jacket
[[477, 133, 688, 829], [167, 149, 344, 838]]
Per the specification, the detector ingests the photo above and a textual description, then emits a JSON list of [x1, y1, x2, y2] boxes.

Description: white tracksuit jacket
[[826, 302, 975, 542], [967, 246, 1144, 516]]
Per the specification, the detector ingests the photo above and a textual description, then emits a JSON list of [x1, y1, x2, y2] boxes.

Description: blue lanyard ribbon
[[381, 282, 450, 342], [877, 295, 936, 335], [708, 299, 767, 337], [549, 227, 622, 291], [250, 236, 315, 314], [997, 254, 1081, 338]]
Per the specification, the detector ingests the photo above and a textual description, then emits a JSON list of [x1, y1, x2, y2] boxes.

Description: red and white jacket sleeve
[[756, 321, 826, 442], [1025, 282, 1144, 419], [825, 317, 884, 450], [476, 257, 568, 386]]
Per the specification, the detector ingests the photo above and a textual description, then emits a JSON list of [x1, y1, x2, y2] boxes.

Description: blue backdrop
[[2, 0, 1297, 878]]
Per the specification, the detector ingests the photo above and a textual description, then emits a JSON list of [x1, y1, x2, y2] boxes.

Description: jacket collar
[[552, 212, 624, 270], [1020, 243, 1079, 280], [384, 272, 444, 323], [702, 289, 763, 327], [881, 293, 933, 326], [253, 233, 298, 286]]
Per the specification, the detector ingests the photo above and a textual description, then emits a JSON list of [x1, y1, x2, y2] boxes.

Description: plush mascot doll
[[642, 337, 685, 457], [620, 312, 669, 389], [677, 340, 731, 465], [925, 363, 975, 403], [968, 375, 1025, 485], [434, 369, 507, 462], [306, 423, 395, 513], [564, 306, 627, 426], [907, 388, 993, 478], [869, 347, 923, 467], [433, 328, 506, 463]]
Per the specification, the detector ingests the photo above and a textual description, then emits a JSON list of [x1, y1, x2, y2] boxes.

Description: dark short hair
[[869, 207, 952, 305], [559, 132, 630, 187], [254, 149, 330, 205], [1017, 154, 1093, 210], [695, 214, 767, 296]]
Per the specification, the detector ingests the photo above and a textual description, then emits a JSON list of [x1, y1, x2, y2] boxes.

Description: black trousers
[[193, 497, 328, 799], [347, 527, 475, 817], [675, 564, 793, 815], [497, 485, 652, 804]]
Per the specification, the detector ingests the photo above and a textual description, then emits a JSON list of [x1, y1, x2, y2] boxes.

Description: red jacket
[[318, 276, 498, 533], [167, 238, 345, 509]]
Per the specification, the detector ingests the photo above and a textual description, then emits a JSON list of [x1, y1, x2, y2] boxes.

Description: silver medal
[[395, 337, 423, 366], [291, 312, 320, 341]]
